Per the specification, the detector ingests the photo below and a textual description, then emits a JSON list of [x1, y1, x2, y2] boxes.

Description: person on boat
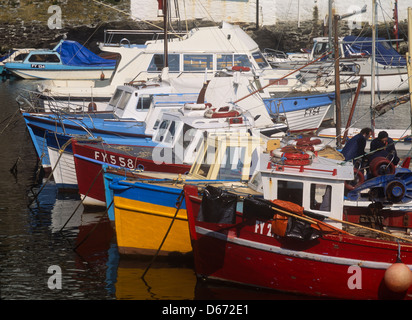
[[369, 130, 399, 165], [340, 127, 372, 163]]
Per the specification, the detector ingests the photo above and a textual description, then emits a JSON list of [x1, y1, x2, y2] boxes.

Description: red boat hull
[[72, 140, 191, 206], [184, 185, 412, 299]]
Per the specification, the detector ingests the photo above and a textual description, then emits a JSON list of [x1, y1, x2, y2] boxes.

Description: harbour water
[[0, 78, 411, 302]]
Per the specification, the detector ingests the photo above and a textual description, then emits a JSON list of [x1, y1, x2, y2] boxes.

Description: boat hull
[[46, 132, 78, 190], [109, 181, 191, 256], [6, 64, 114, 80], [184, 185, 412, 299], [264, 92, 334, 133], [72, 139, 190, 207]]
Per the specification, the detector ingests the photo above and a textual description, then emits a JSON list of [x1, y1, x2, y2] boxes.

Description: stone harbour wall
[[0, 0, 408, 54]]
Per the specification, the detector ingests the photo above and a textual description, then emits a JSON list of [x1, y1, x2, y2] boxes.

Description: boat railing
[[102, 29, 188, 46]]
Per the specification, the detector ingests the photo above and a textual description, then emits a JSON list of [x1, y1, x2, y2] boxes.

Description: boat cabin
[[189, 133, 264, 181], [110, 84, 199, 124], [150, 109, 255, 165], [99, 22, 298, 93], [257, 153, 354, 228]]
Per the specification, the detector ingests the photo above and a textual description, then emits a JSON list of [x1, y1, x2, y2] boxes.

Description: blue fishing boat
[[5, 40, 116, 80]]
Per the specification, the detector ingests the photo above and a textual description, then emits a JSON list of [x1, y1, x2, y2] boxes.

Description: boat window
[[147, 54, 180, 72], [163, 121, 176, 143], [196, 143, 217, 178], [217, 146, 246, 180], [234, 54, 252, 68], [277, 180, 303, 206], [136, 95, 152, 110], [182, 124, 197, 149], [313, 42, 329, 57], [109, 88, 123, 107], [28, 54, 60, 63], [217, 54, 233, 70], [154, 120, 170, 142], [310, 184, 332, 212], [116, 91, 132, 110], [14, 53, 28, 61], [251, 51, 269, 68], [183, 54, 213, 71]]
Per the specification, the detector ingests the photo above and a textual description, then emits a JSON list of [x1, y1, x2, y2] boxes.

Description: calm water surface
[[0, 79, 314, 301]]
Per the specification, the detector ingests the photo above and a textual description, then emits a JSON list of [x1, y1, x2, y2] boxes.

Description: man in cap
[[369, 130, 399, 165]]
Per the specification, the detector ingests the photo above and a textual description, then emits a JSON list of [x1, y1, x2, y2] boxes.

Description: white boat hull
[[47, 146, 78, 189], [9, 68, 114, 80]]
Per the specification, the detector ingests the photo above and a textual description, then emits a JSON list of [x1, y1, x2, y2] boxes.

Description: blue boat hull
[[22, 112, 155, 168]]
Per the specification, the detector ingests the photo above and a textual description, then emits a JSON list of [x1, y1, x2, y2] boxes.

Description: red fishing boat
[[183, 149, 412, 299], [72, 138, 191, 207]]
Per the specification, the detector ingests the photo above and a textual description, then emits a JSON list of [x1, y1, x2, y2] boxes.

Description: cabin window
[[154, 120, 177, 143], [136, 95, 152, 110], [183, 54, 213, 71], [108, 88, 123, 107], [313, 42, 329, 57], [310, 184, 332, 212], [234, 54, 252, 68], [147, 54, 180, 72], [14, 53, 28, 61], [252, 51, 269, 68], [116, 91, 132, 110], [28, 54, 60, 63], [217, 146, 247, 180], [182, 124, 197, 149], [163, 121, 176, 143], [196, 143, 218, 178], [217, 54, 233, 69], [277, 180, 303, 206]]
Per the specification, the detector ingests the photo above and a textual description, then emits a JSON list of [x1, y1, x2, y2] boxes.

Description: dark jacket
[[369, 137, 399, 165], [341, 133, 367, 161]]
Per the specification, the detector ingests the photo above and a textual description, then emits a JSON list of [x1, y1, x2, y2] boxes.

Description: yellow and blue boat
[[104, 133, 265, 257]]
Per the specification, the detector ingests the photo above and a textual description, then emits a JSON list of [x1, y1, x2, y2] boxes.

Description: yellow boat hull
[[114, 196, 192, 256]]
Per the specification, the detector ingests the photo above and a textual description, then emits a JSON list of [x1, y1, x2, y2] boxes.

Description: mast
[[408, 7, 412, 131], [370, 0, 377, 136], [163, 0, 168, 68], [394, 0, 399, 50], [333, 14, 342, 149]]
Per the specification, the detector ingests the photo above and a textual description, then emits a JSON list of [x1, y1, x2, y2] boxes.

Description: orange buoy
[[383, 263, 412, 293]]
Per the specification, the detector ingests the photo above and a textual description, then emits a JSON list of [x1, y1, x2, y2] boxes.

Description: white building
[[130, 0, 408, 27]]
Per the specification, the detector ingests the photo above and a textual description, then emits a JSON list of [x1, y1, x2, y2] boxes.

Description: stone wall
[[0, 0, 134, 51], [0, 0, 408, 54]]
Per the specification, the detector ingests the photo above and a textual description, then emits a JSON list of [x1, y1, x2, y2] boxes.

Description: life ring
[[369, 156, 396, 177], [283, 158, 312, 166], [184, 102, 212, 110], [271, 147, 311, 166], [204, 106, 240, 118], [344, 168, 365, 190], [290, 137, 325, 152]]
